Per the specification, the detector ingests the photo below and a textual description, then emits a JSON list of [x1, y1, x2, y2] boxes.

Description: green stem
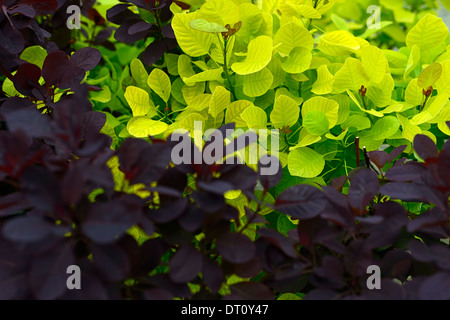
[[222, 37, 236, 100]]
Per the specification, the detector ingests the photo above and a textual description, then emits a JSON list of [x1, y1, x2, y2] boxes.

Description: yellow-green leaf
[[411, 94, 449, 125], [273, 21, 314, 56], [148, 68, 171, 103], [270, 95, 299, 129], [124, 86, 156, 117], [240, 105, 267, 129], [291, 127, 321, 149], [231, 36, 273, 75], [405, 78, 423, 106], [317, 30, 360, 56], [127, 117, 168, 137], [209, 86, 231, 118], [225, 100, 253, 127], [397, 114, 423, 142], [172, 12, 214, 57], [242, 67, 273, 97], [418, 63, 442, 89], [288, 147, 325, 178], [301, 96, 339, 129], [197, 0, 240, 26], [334, 57, 370, 93], [312, 65, 334, 95], [183, 68, 223, 85], [281, 47, 312, 74], [361, 46, 387, 84]]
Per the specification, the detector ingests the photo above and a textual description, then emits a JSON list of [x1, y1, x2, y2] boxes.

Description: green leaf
[[291, 127, 321, 149], [90, 85, 111, 103], [334, 57, 370, 93], [361, 46, 387, 84], [341, 115, 371, 131], [147, 68, 171, 103], [405, 78, 423, 106], [130, 59, 149, 90], [124, 86, 156, 117], [225, 100, 253, 127], [240, 106, 267, 129], [242, 67, 273, 97], [436, 60, 450, 95], [270, 95, 299, 129], [301, 96, 339, 129], [127, 117, 168, 137], [209, 86, 231, 118], [197, 0, 240, 26], [312, 65, 335, 95], [281, 47, 312, 74], [411, 94, 449, 125], [418, 63, 442, 89], [371, 116, 400, 140], [189, 19, 228, 33], [406, 14, 449, 62], [172, 12, 214, 57], [20, 45, 47, 69], [288, 147, 325, 178], [273, 21, 314, 56], [404, 44, 420, 80], [231, 36, 273, 75], [183, 68, 223, 85], [317, 30, 360, 56], [303, 110, 329, 136], [397, 114, 423, 142], [347, 90, 383, 117]]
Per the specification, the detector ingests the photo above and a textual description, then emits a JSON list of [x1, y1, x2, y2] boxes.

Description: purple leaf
[[419, 273, 450, 300], [380, 182, 446, 210], [83, 195, 143, 244], [227, 282, 274, 300], [70, 47, 102, 72], [29, 241, 75, 300], [90, 244, 130, 282], [2, 215, 54, 243], [385, 162, 426, 182], [275, 184, 327, 219], [414, 134, 438, 161], [216, 233, 256, 264], [202, 257, 224, 294], [169, 245, 203, 283], [348, 168, 379, 213]]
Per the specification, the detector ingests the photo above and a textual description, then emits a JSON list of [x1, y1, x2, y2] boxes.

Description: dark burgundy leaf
[[148, 198, 188, 223], [0, 21, 24, 54], [141, 38, 177, 66], [8, 5, 35, 18], [90, 244, 130, 282], [128, 20, 152, 35], [29, 241, 75, 300], [385, 162, 426, 182], [380, 182, 446, 210], [2, 215, 55, 243], [70, 47, 102, 72], [367, 150, 388, 168], [275, 184, 327, 219], [258, 228, 297, 258], [227, 282, 274, 300], [386, 145, 407, 163], [311, 256, 345, 290], [216, 233, 256, 264], [380, 249, 412, 282], [190, 191, 225, 213], [12, 63, 41, 95], [42, 50, 70, 85], [83, 195, 143, 244], [169, 245, 203, 283], [161, 24, 175, 38], [419, 272, 450, 300], [202, 257, 224, 294], [408, 240, 450, 270], [414, 134, 438, 161], [178, 206, 205, 232], [348, 168, 379, 213]]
